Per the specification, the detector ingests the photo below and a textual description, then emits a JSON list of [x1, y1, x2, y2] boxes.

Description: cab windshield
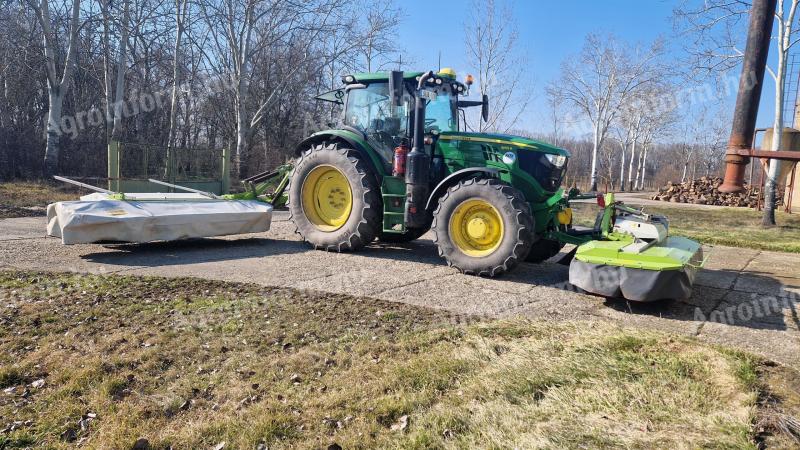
[[424, 84, 457, 133]]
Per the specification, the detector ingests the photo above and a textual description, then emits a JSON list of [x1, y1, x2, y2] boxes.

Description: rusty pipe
[[720, 0, 777, 193]]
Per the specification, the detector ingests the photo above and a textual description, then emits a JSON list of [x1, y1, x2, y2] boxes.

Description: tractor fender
[[292, 129, 388, 179], [425, 167, 501, 211]]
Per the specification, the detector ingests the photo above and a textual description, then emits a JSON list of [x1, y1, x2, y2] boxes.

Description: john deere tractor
[[287, 69, 575, 276]]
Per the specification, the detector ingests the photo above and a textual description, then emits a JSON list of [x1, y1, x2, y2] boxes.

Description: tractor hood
[[438, 132, 571, 157]]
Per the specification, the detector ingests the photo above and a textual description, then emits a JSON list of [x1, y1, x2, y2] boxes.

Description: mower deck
[[47, 193, 272, 245], [568, 236, 704, 302]]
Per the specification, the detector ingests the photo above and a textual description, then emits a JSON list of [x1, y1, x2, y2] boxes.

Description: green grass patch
[[0, 270, 771, 449], [572, 202, 800, 253]]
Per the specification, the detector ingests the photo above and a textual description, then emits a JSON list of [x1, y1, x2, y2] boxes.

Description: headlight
[[545, 153, 567, 168], [502, 152, 516, 165]]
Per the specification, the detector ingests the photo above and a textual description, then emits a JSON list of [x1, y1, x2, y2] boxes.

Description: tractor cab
[[316, 69, 473, 164]]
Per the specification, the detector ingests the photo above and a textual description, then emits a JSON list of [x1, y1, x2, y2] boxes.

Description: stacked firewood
[[650, 176, 778, 207]]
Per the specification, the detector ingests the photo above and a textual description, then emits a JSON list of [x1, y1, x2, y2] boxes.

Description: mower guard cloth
[[568, 247, 703, 302], [47, 199, 272, 245]]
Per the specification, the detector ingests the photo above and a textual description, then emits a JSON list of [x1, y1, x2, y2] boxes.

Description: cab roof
[[343, 71, 467, 90], [347, 72, 424, 83]]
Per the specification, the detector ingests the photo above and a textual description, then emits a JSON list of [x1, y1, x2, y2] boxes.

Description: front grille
[[517, 151, 567, 192]]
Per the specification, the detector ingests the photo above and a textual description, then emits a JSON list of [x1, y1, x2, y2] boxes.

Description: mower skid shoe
[[568, 248, 702, 302]]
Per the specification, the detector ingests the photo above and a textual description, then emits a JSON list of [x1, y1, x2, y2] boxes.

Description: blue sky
[[396, 0, 780, 139]]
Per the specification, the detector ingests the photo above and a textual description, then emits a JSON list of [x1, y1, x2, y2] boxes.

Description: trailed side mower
[[46, 68, 704, 302]]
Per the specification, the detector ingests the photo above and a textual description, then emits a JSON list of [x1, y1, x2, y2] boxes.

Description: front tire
[[288, 143, 381, 251], [432, 178, 534, 277]]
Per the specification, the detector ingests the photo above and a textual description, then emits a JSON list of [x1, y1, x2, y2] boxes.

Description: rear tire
[[432, 178, 534, 277], [288, 142, 381, 251]]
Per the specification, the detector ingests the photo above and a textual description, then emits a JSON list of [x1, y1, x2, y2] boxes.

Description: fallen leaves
[[390, 415, 409, 432]]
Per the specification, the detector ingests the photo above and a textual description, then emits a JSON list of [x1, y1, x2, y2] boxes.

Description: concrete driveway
[[1, 212, 798, 369]]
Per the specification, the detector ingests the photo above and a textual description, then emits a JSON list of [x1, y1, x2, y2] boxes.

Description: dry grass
[[0, 271, 776, 449], [572, 202, 800, 253], [0, 182, 79, 219]]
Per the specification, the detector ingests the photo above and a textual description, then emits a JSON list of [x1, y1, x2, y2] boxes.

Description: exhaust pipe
[[405, 71, 434, 228]]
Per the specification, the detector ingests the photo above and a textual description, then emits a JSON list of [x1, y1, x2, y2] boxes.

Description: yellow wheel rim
[[449, 198, 505, 257], [301, 165, 353, 231]]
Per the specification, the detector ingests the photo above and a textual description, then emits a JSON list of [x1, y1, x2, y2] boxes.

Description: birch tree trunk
[[627, 138, 638, 191], [681, 155, 689, 183], [626, 116, 641, 191], [111, 0, 129, 142], [589, 117, 600, 191], [100, 0, 129, 142], [165, 0, 189, 180], [28, 0, 82, 177], [764, 0, 798, 226], [637, 145, 648, 190], [44, 88, 66, 175], [619, 140, 626, 192], [634, 144, 645, 190]]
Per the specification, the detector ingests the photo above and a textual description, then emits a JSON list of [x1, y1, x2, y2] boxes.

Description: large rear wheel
[[432, 178, 534, 276], [289, 143, 381, 251]]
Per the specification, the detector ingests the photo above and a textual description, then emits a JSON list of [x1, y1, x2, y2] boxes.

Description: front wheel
[[432, 178, 534, 277]]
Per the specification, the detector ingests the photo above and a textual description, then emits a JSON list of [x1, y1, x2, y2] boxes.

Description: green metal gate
[[108, 140, 231, 194]]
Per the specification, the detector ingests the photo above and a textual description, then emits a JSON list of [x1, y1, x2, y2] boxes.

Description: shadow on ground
[[601, 268, 800, 333], [79, 235, 800, 334]]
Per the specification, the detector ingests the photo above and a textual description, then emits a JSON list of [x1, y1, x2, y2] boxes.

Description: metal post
[[167, 144, 176, 187], [107, 139, 120, 192], [720, 0, 777, 193], [786, 164, 796, 213], [143, 144, 149, 179], [221, 145, 231, 194]]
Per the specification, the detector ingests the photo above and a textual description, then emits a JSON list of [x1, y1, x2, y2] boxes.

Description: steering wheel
[[425, 118, 436, 126]]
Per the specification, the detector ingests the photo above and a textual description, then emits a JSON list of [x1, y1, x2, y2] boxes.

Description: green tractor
[[282, 68, 703, 300], [287, 68, 577, 276]]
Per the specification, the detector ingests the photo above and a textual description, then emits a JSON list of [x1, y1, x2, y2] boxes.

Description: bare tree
[[763, 0, 800, 225], [25, 0, 82, 176], [612, 117, 633, 191], [464, 0, 531, 132], [552, 33, 664, 191], [163, 0, 188, 179], [675, 0, 800, 225], [199, 0, 351, 176], [546, 88, 565, 146], [98, 0, 130, 143], [673, 0, 752, 76], [359, 0, 402, 72]]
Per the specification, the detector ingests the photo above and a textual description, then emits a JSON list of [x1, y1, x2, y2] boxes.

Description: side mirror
[[481, 94, 489, 122]]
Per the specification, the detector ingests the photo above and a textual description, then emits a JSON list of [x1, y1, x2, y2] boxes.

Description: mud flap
[[568, 247, 703, 302]]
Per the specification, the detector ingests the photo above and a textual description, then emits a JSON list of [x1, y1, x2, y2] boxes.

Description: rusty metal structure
[[720, 0, 777, 193]]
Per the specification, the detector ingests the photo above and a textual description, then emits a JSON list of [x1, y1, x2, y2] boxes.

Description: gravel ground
[[1, 212, 798, 369]]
